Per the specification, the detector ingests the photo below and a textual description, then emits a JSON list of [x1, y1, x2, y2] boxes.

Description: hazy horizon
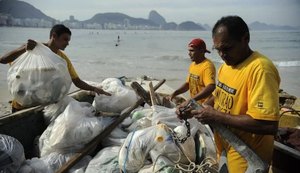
[[20, 0, 300, 27]]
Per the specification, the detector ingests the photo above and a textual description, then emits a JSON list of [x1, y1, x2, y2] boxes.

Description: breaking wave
[[274, 60, 300, 67]]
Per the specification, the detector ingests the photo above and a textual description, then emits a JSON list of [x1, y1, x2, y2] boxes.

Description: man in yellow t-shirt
[[0, 24, 111, 112], [177, 16, 280, 173], [169, 38, 216, 105]]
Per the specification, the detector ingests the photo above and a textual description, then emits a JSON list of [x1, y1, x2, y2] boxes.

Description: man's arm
[[169, 82, 189, 101], [192, 83, 215, 102], [72, 77, 111, 96], [192, 107, 278, 135], [0, 39, 36, 64], [0, 45, 26, 64]]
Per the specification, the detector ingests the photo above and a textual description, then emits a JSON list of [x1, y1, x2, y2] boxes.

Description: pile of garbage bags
[[1, 78, 209, 173]]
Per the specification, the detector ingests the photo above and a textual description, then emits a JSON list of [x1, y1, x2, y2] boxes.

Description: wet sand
[[0, 101, 11, 116]]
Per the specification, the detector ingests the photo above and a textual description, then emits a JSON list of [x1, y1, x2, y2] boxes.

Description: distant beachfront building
[[0, 14, 53, 28]]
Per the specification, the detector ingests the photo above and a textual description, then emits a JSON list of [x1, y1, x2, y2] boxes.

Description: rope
[[151, 127, 218, 173], [122, 126, 137, 173], [280, 105, 300, 117]]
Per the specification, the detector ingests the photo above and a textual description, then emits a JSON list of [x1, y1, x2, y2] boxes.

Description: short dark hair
[[49, 24, 71, 38], [212, 15, 249, 41]]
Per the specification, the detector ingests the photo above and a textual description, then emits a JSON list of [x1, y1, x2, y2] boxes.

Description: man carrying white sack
[[0, 24, 111, 112]]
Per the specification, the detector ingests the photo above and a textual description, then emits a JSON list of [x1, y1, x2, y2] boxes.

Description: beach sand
[[0, 101, 11, 116]]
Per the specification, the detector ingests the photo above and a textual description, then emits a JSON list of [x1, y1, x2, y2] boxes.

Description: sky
[[22, 0, 300, 27]]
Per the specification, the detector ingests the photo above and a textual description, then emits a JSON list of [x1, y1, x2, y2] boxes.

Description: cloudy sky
[[23, 0, 300, 27]]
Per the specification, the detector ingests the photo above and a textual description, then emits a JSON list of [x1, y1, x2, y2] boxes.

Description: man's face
[[53, 33, 71, 50], [188, 46, 203, 62], [213, 26, 247, 66]]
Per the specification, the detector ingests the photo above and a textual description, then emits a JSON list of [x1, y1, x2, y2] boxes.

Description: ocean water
[[0, 27, 299, 103]]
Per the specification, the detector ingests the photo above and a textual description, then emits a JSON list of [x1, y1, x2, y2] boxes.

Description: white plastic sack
[[43, 96, 76, 125], [39, 101, 105, 156], [152, 105, 201, 137], [101, 126, 128, 147], [17, 152, 91, 173], [7, 42, 72, 107], [174, 125, 196, 163], [119, 124, 180, 173], [92, 78, 139, 113], [126, 107, 154, 132], [85, 146, 120, 173], [0, 134, 25, 173]]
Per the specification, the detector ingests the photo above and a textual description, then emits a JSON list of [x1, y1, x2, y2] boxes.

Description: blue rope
[[123, 126, 137, 173]]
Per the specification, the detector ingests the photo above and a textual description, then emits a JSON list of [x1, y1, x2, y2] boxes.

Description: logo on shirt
[[257, 101, 264, 108], [216, 81, 236, 95]]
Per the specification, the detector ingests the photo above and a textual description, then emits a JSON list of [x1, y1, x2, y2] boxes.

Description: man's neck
[[195, 56, 206, 64]]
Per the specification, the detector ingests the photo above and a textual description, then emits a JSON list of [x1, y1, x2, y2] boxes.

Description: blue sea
[[0, 27, 299, 103]]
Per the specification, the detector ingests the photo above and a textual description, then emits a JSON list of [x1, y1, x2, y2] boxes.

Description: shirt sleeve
[[247, 63, 280, 121], [57, 51, 79, 79], [202, 64, 216, 86]]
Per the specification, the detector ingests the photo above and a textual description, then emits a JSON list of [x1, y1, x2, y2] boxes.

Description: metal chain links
[[179, 119, 191, 143], [172, 100, 195, 143]]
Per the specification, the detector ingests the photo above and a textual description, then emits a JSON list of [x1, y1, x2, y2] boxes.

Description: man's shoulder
[[249, 51, 275, 67], [203, 58, 216, 68], [57, 50, 70, 60]]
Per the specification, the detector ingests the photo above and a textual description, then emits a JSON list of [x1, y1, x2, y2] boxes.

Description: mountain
[[162, 22, 177, 30], [84, 12, 158, 27], [148, 10, 166, 26], [0, 0, 54, 21], [249, 21, 298, 30], [1, 0, 298, 31], [177, 21, 206, 31]]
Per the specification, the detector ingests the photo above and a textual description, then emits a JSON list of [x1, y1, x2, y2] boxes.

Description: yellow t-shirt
[[213, 51, 280, 172], [186, 58, 216, 103], [56, 50, 78, 79], [12, 50, 78, 110]]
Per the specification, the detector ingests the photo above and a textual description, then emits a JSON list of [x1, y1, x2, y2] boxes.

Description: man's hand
[[26, 39, 37, 50], [176, 100, 194, 120], [192, 105, 218, 124], [166, 93, 175, 101]]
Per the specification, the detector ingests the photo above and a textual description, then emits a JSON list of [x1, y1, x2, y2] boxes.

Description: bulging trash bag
[[119, 124, 181, 173], [85, 146, 121, 173], [93, 78, 139, 113], [17, 152, 91, 173], [43, 96, 76, 125], [39, 100, 106, 156], [0, 134, 25, 173], [7, 42, 72, 107]]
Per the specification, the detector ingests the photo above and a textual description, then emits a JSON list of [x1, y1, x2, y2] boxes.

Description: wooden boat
[[0, 77, 218, 173], [0, 76, 299, 173], [272, 94, 300, 173]]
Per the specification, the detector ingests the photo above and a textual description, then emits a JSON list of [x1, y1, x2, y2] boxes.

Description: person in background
[[177, 16, 280, 173], [169, 38, 216, 105], [0, 24, 111, 112]]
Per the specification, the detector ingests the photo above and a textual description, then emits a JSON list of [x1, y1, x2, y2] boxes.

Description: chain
[[179, 119, 191, 143], [169, 119, 191, 144], [173, 99, 197, 143]]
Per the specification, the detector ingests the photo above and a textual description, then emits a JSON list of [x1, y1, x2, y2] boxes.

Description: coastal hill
[[83, 12, 159, 28], [0, 0, 54, 21], [249, 21, 297, 30], [0, 0, 298, 30]]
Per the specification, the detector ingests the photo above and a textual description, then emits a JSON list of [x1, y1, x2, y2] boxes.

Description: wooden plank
[[274, 141, 300, 159], [149, 82, 157, 106], [131, 81, 152, 106], [55, 79, 166, 173]]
